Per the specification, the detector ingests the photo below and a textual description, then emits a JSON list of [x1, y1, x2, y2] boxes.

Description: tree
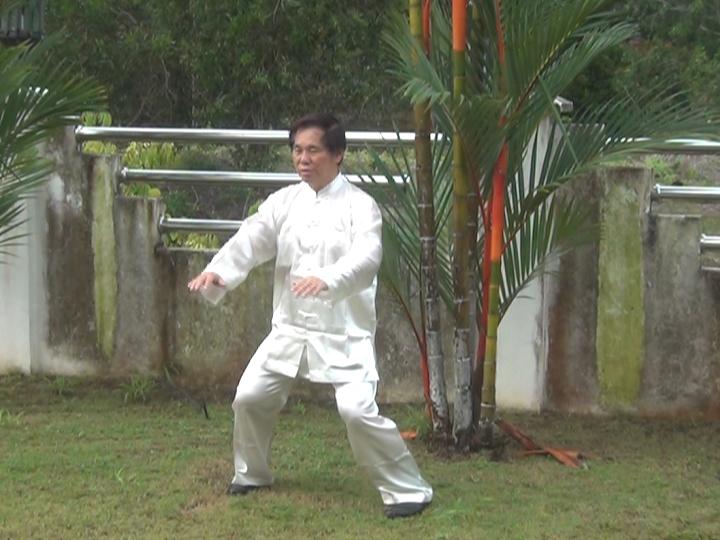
[[0, 39, 105, 262], [567, 1, 720, 114], [45, 0, 406, 129], [408, 0, 450, 435], [383, 0, 720, 449]]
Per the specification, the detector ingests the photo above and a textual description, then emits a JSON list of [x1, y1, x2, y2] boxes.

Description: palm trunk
[[465, 0, 483, 426], [479, 0, 508, 432], [473, 199, 492, 422], [409, 0, 450, 434], [451, 0, 473, 449], [479, 142, 508, 429]]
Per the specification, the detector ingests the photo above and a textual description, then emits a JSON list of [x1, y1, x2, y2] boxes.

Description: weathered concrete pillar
[[544, 167, 653, 412], [91, 156, 119, 363], [595, 167, 652, 409], [544, 171, 603, 413], [111, 195, 170, 374], [641, 197, 720, 416], [37, 128, 102, 374]]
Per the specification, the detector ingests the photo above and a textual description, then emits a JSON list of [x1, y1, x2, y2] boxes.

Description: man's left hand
[[291, 276, 328, 297]]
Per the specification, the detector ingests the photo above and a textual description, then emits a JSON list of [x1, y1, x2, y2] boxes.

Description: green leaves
[[383, 0, 720, 329], [0, 40, 105, 261], [45, 0, 405, 128]]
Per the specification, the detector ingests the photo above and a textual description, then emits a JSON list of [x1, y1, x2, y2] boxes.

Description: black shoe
[[227, 483, 266, 496], [384, 501, 431, 519]]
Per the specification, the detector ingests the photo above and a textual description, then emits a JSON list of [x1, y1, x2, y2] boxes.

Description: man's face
[[292, 127, 343, 191]]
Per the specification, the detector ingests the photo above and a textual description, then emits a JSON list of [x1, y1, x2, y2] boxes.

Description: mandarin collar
[[309, 173, 345, 199]]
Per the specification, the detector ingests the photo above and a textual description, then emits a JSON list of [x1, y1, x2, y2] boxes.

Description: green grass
[[1, 375, 719, 539]]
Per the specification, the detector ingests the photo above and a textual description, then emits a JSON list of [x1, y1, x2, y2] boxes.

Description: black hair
[[288, 113, 346, 154]]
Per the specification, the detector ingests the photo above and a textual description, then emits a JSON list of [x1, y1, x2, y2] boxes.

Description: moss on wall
[[91, 157, 118, 361], [596, 168, 648, 408]]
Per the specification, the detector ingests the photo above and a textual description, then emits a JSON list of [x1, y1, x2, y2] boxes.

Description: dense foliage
[[567, 0, 720, 113], [44, 1, 720, 128], [46, 0, 406, 129]]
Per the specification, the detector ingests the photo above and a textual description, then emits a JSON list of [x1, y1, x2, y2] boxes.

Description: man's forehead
[[293, 127, 326, 146]]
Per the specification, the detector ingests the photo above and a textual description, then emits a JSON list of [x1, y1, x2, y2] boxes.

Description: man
[[188, 113, 433, 519]]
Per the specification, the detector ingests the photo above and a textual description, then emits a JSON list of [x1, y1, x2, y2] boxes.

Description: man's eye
[[293, 146, 322, 155]]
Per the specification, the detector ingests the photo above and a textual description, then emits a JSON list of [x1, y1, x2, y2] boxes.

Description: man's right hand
[[187, 272, 227, 292]]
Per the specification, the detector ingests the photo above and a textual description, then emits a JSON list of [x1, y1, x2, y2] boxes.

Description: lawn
[[1, 374, 718, 539]]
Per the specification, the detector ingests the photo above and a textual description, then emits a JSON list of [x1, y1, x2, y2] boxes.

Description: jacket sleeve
[[314, 195, 382, 302], [202, 193, 280, 304]]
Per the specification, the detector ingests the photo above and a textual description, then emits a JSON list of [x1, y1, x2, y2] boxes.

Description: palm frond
[[0, 38, 106, 261], [500, 195, 595, 317]]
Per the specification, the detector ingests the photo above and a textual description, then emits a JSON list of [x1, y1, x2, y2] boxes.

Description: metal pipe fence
[[76, 126, 720, 154], [159, 217, 241, 234], [121, 168, 407, 188], [76, 125, 720, 238], [700, 234, 720, 252], [653, 184, 720, 202], [76, 126, 417, 147]]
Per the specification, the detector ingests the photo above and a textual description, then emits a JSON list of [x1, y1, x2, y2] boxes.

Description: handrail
[[121, 168, 408, 187], [76, 126, 417, 146], [75, 126, 720, 154], [653, 138, 720, 155], [700, 234, 720, 251], [159, 216, 241, 234], [653, 184, 720, 201]]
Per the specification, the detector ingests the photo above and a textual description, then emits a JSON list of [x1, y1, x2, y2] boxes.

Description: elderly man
[[188, 113, 432, 519]]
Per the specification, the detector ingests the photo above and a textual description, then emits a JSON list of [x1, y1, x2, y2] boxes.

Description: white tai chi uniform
[[202, 173, 433, 505]]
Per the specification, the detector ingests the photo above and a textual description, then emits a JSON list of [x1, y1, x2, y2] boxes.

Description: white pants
[[231, 358, 433, 505]]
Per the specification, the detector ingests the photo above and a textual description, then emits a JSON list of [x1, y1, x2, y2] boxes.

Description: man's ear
[[335, 151, 345, 166]]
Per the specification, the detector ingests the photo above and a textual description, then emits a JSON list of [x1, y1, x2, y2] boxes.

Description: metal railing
[[76, 126, 417, 147], [121, 168, 406, 188], [652, 184, 720, 202], [95, 128, 416, 234], [700, 234, 720, 252], [159, 217, 241, 234], [76, 125, 720, 237], [654, 186, 720, 262], [650, 138, 720, 155], [76, 125, 720, 154]]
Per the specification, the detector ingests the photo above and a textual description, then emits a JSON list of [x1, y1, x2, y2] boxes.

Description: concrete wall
[[167, 253, 428, 401], [0, 203, 33, 374], [496, 118, 557, 412], [641, 198, 720, 416], [544, 166, 720, 417], [0, 128, 100, 376], [2, 127, 720, 415], [0, 127, 429, 403]]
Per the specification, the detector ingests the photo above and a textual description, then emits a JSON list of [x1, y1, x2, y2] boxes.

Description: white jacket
[[203, 173, 383, 382]]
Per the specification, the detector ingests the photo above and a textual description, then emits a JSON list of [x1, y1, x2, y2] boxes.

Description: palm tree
[[383, 0, 720, 448], [0, 39, 105, 262], [449, 0, 475, 449], [408, 0, 451, 435]]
